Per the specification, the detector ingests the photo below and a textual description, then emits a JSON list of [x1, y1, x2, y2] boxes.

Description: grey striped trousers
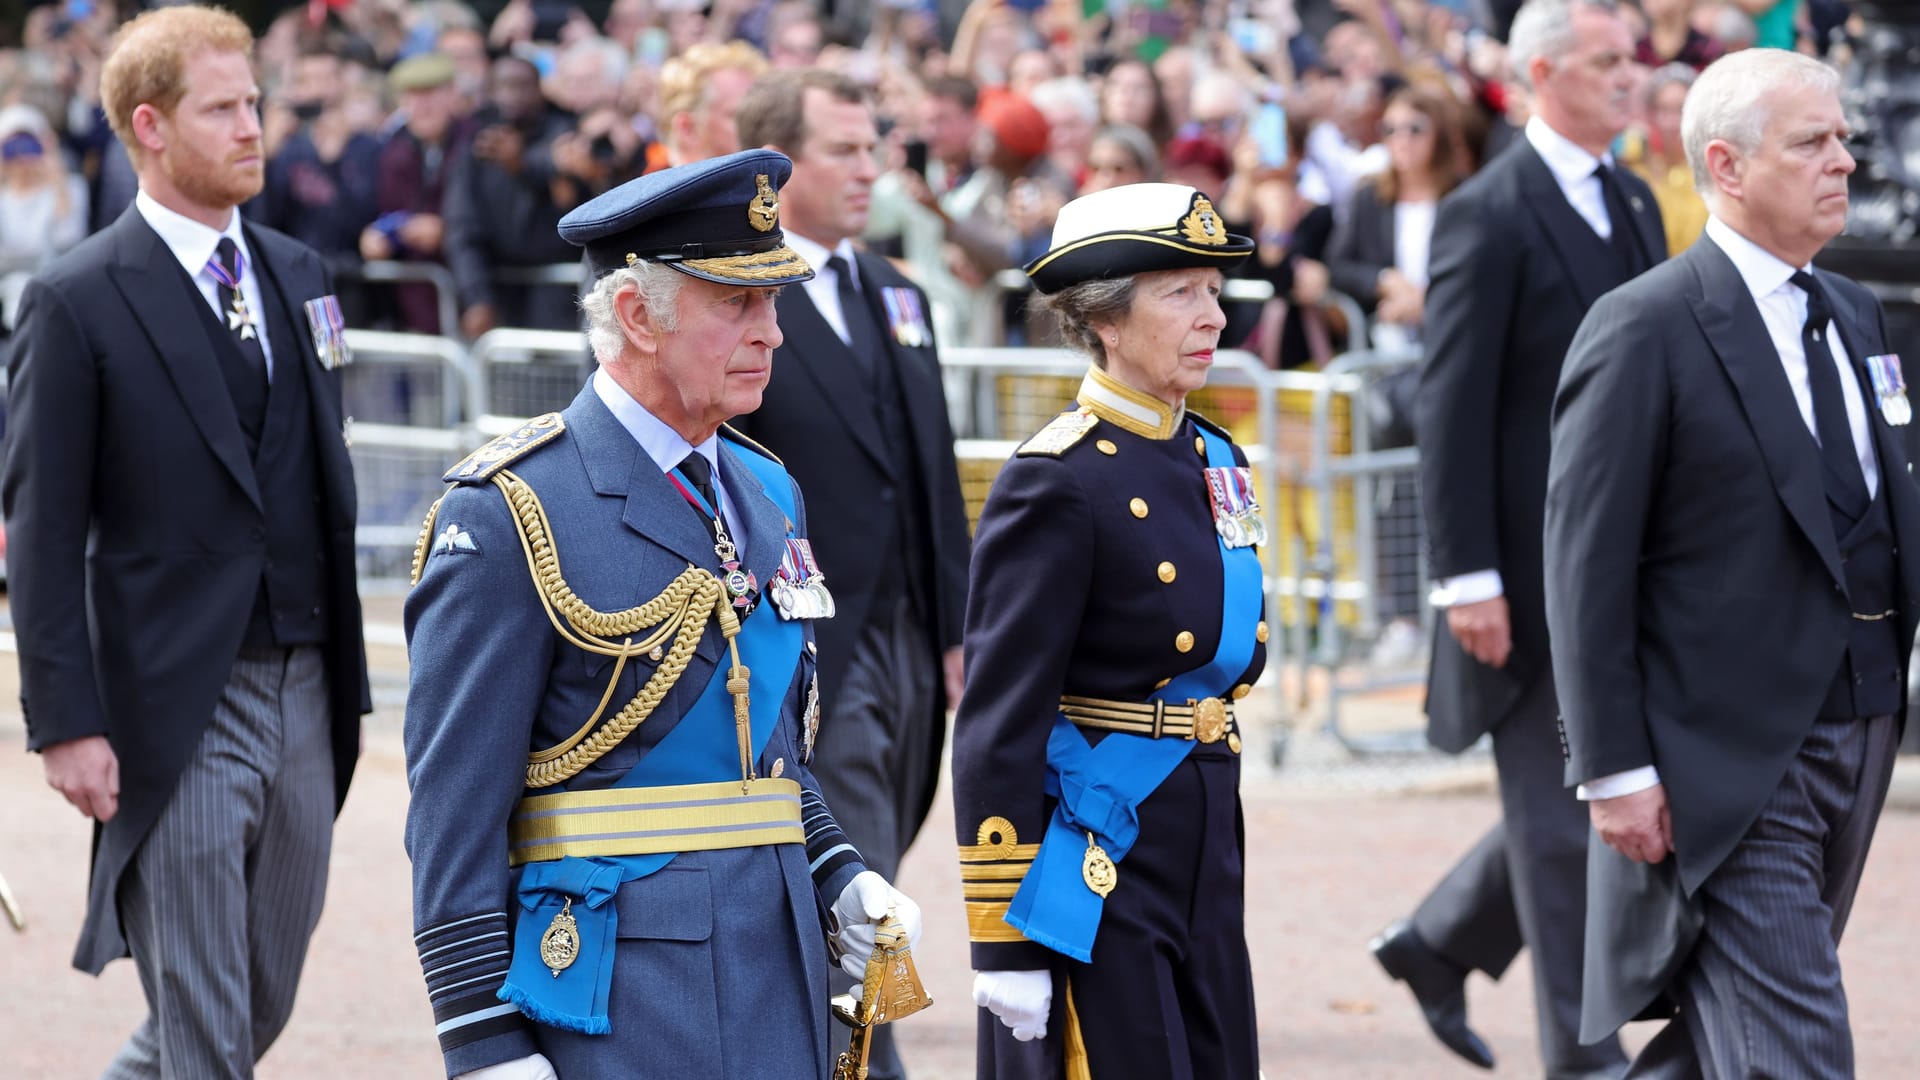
[[102, 646, 334, 1080], [1628, 712, 1900, 1080]]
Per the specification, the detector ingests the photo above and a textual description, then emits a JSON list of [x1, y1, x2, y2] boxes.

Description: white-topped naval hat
[[1024, 182, 1254, 294]]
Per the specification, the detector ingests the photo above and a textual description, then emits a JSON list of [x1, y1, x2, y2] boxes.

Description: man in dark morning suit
[[732, 69, 972, 1080], [2, 9, 368, 1078], [1375, 2, 1663, 1076], [1547, 49, 1915, 1078]]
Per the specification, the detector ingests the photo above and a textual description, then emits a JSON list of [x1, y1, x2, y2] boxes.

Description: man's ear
[[129, 102, 168, 158], [613, 280, 659, 357], [1704, 139, 1744, 203]]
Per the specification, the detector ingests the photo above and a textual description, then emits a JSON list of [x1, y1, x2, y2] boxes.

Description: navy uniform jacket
[[951, 376, 1268, 970], [403, 385, 865, 1078]]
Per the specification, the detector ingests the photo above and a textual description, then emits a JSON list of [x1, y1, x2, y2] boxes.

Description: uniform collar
[[135, 187, 250, 282], [1078, 364, 1184, 440]]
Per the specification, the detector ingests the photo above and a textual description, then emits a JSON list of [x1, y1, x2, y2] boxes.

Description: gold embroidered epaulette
[[959, 816, 1041, 944], [444, 414, 566, 483], [1016, 407, 1099, 457], [720, 423, 783, 465]]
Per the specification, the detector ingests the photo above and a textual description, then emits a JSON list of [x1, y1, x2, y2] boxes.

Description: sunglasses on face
[[1379, 121, 1431, 139]]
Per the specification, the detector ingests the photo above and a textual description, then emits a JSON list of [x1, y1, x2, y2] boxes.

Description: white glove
[[831, 870, 924, 980], [453, 1053, 558, 1080], [973, 969, 1052, 1042]]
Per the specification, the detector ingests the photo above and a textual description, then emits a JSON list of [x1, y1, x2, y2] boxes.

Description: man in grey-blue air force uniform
[[402, 149, 924, 1080]]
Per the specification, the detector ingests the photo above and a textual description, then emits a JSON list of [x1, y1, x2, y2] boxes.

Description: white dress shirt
[[135, 188, 277, 377], [1429, 119, 1624, 610], [784, 230, 861, 348], [591, 367, 746, 548], [1580, 216, 1877, 802], [1392, 200, 1436, 288]]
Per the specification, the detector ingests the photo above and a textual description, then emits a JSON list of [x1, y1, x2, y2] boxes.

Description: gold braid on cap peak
[[492, 468, 746, 788], [681, 246, 810, 281]]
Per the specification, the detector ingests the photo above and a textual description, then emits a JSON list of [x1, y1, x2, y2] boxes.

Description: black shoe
[[1371, 918, 1496, 1070]]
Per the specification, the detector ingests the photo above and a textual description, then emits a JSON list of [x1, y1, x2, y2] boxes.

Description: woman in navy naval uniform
[[952, 182, 1269, 1080]]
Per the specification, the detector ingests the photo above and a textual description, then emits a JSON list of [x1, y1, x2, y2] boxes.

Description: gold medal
[[1082, 832, 1117, 897], [540, 898, 581, 977]]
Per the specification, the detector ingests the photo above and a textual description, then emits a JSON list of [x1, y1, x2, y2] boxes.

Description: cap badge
[[1180, 195, 1226, 247], [749, 173, 779, 233]]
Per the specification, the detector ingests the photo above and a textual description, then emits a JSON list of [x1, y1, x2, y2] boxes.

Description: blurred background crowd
[[0, 0, 1863, 359]]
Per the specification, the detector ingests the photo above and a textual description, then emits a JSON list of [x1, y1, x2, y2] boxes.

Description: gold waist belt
[[507, 777, 805, 867], [1059, 695, 1236, 744]]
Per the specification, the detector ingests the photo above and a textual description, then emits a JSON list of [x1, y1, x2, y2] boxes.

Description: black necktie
[[678, 451, 722, 528], [1792, 270, 1870, 524], [827, 254, 881, 380], [1592, 164, 1645, 275], [210, 237, 269, 384]]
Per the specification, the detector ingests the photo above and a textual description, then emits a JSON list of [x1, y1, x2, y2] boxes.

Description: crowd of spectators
[[0, 0, 1866, 355]]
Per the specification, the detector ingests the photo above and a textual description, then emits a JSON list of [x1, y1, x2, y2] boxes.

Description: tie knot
[[214, 236, 241, 277], [826, 254, 856, 289], [677, 452, 712, 488], [1792, 270, 1832, 327]]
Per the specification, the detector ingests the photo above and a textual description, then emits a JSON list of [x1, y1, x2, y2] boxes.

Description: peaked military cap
[[1024, 182, 1254, 294], [558, 148, 815, 287]]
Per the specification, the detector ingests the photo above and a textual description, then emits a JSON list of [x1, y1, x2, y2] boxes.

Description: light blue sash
[[501, 445, 804, 1032], [1003, 424, 1263, 963]]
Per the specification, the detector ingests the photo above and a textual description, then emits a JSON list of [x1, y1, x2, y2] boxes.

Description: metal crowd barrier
[[466, 328, 591, 437], [341, 260, 462, 341], [341, 329, 477, 584]]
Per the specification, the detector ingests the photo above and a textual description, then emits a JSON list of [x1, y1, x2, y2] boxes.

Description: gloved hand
[[830, 870, 924, 980], [973, 969, 1052, 1041], [453, 1053, 557, 1080]]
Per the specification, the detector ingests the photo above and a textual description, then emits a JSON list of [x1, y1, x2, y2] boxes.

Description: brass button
[[1255, 620, 1270, 643], [1175, 631, 1195, 653], [1227, 731, 1243, 754], [1232, 683, 1251, 700], [1154, 677, 1171, 689], [1130, 498, 1149, 519], [1157, 561, 1176, 583], [1096, 439, 1117, 455], [648, 646, 665, 662], [770, 758, 785, 778], [1194, 436, 1206, 455]]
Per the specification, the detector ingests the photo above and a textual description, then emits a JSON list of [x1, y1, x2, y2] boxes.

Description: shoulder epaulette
[[444, 413, 566, 484], [719, 423, 783, 466], [1017, 407, 1099, 457], [1189, 410, 1232, 441]]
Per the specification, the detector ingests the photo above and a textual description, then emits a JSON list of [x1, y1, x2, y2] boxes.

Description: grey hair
[[1092, 124, 1160, 178], [579, 260, 684, 365], [1029, 76, 1100, 126], [560, 35, 631, 87], [1507, 0, 1620, 88], [1643, 62, 1697, 109], [1682, 49, 1841, 194], [1034, 276, 1138, 367]]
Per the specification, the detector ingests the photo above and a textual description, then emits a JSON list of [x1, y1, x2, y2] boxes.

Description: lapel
[[1621, 170, 1668, 264], [1513, 142, 1626, 310], [105, 207, 261, 512], [1685, 238, 1844, 586], [1818, 275, 1920, 621], [774, 286, 893, 473], [716, 439, 788, 600]]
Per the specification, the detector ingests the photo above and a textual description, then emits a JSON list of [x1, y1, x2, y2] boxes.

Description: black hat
[[557, 148, 814, 287], [1024, 182, 1254, 294]]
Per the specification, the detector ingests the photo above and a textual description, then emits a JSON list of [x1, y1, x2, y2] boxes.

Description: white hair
[[1029, 77, 1100, 125], [1507, 0, 1620, 88], [559, 36, 630, 88], [579, 260, 684, 365], [1682, 49, 1841, 194]]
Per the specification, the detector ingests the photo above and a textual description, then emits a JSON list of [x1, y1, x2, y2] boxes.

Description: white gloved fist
[[453, 1053, 558, 1080], [973, 969, 1052, 1042], [830, 870, 924, 980]]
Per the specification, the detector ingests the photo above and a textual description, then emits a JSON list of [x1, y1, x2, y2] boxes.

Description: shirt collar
[[1078, 364, 1184, 440], [784, 230, 858, 289], [1524, 115, 1613, 188], [135, 188, 249, 280], [1704, 215, 1808, 302], [591, 367, 721, 480]]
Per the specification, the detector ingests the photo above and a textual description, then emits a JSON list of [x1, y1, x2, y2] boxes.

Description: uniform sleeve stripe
[[809, 843, 857, 872], [435, 1001, 522, 1036], [415, 911, 502, 942], [420, 929, 507, 964], [429, 970, 512, 1000]]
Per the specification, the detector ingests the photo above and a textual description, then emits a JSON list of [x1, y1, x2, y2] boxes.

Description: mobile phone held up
[[1252, 101, 1289, 169], [902, 139, 929, 177]]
